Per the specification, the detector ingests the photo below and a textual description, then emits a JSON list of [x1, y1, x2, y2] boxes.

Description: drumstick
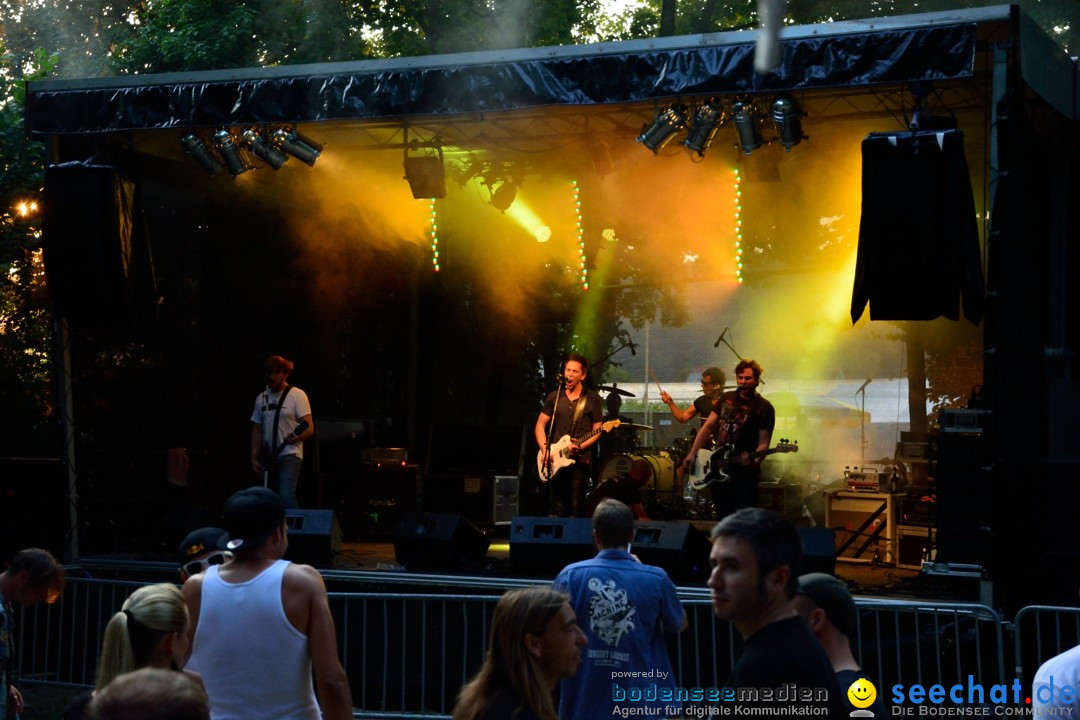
[[648, 369, 665, 396]]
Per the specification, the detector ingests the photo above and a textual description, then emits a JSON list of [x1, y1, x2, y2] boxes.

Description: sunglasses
[[182, 550, 232, 577]]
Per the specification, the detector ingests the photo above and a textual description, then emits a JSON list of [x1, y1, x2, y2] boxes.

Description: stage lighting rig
[[636, 103, 688, 154], [242, 128, 288, 170], [272, 128, 323, 166], [213, 129, 249, 176], [181, 133, 224, 175], [771, 95, 807, 151], [683, 98, 726, 157], [490, 181, 517, 213], [731, 99, 764, 155], [403, 147, 447, 199]]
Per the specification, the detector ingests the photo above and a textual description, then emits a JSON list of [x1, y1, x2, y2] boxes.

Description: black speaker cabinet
[[284, 509, 341, 567], [799, 527, 837, 576], [631, 521, 712, 584], [393, 512, 490, 572], [509, 516, 594, 577]]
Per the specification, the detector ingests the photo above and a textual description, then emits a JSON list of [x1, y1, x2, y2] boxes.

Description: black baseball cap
[[177, 527, 228, 564], [797, 572, 859, 639], [222, 487, 285, 551]]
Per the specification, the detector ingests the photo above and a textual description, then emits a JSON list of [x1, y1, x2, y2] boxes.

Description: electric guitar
[[687, 439, 798, 491], [538, 420, 621, 482], [258, 419, 309, 475]]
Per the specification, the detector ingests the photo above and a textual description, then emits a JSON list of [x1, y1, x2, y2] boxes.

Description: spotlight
[[535, 226, 551, 243], [403, 150, 447, 199], [272, 128, 322, 166], [242, 128, 288, 170], [181, 133, 223, 175], [636, 104, 688, 154], [683, 98, 725, 157], [771, 96, 806, 151], [731, 100, 764, 155], [490, 182, 517, 213], [212, 130, 249, 176]]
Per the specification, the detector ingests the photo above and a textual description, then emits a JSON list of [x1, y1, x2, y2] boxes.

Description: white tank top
[[189, 560, 320, 720]]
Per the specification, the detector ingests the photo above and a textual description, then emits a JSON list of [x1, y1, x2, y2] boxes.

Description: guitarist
[[681, 359, 775, 521], [534, 353, 603, 517], [250, 354, 314, 509]]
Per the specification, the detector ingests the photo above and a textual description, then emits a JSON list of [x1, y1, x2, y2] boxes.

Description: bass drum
[[598, 453, 676, 493]]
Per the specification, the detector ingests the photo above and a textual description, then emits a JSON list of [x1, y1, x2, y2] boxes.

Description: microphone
[[627, 334, 637, 356], [856, 378, 872, 393], [713, 327, 728, 349]]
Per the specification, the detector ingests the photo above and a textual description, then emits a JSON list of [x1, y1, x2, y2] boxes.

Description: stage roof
[[23, 4, 1076, 139]]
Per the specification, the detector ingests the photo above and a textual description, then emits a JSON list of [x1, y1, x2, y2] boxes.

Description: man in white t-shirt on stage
[[182, 487, 352, 720], [250, 354, 314, 508]]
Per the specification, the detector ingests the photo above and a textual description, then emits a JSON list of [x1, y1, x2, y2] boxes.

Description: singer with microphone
[[535, 353, 603, 517], [250, 354, 314, 509]]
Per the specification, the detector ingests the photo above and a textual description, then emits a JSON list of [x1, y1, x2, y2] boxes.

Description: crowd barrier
[[11, 576, 1080, 718]]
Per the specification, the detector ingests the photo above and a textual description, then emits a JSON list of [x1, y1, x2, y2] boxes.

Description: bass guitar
[[538, 419, 621, 482], [687, 439, 798, 491]]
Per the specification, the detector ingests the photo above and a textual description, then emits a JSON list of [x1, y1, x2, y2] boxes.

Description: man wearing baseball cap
[[794, 573, 887, 718], [177, 528, 231, 583], [181, 487, 352, 720]]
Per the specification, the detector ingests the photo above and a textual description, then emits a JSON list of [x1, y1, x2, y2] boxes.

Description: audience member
[[1032, 642, 1080, 716], [177, 528, 231, 583], [183, 487, 351, 720], [554, 499, 686, 718], [708, 508, 844, 715], [1, 548, 65, 720], [794, 573, 887, 717], [452, 587, 587, 720], [87, 667, 209, 720], [64, 583, 197, 720]]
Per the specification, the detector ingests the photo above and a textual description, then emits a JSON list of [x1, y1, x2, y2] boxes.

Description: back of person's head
[[797, 573, 859, 640], [88, 668, 209, 720], [222, 486, 285, 555], [605, 392, 622, 415], [734, 358, 764, 382], [264, 354, 294, 375], [6, 547, 65, 603], [712, 507, 800, 599], [452, 587, 569, 720], [593, 499, 634, 548], [627, 459, 653, 487], [96, 584, 189, 691]]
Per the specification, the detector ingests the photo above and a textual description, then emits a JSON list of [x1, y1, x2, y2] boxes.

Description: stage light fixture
[[683, 98, 725, 157], [213, 130, 249, 176], [732, 100, 764, 155], [490, 182, 517, 213], [242, 128, 288, 170], [181, 133, 223, 175], [403, 148, 447, 199], [272, 128, 322, 166], [771, 95, 806, 151], [636, 104, 688, 154]]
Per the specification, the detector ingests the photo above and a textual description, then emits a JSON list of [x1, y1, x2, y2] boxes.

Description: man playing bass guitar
[[681, 359, 775, 521], [535, 353, 603, 517]]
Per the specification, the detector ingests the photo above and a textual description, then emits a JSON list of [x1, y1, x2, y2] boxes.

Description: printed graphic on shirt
[[588, 577, 636, 646]]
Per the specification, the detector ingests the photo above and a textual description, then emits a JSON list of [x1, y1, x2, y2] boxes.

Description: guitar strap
[[269, 385, 293, 456], [570, 393, 588, 439]]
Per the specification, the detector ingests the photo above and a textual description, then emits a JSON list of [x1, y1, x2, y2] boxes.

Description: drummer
[[659, 366, 727, 431], [597, 390, 637, 466], [585, 458, 652, 519]]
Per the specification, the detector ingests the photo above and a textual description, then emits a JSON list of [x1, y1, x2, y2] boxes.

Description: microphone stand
[[543, 377, 565, 483], [856, 384, 868, 466], [716, 332, 743, 363], [587, 341, 633, 377]]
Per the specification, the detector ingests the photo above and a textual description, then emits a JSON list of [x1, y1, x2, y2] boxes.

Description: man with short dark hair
[[794, 573, 887, 717], [88, 668, 209, 720], [660, 366, 727, 427], [182, 487, 351, 720], [553, 499, 686, 719], [707, 508, 843, 716], [1, 547, 65, 720]]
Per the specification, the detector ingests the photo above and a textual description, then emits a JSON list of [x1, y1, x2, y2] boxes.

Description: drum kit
[[595, 385, 714, 519]]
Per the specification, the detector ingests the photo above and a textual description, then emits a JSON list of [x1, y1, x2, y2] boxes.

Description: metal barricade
[[1013, 605, 1080, 693]]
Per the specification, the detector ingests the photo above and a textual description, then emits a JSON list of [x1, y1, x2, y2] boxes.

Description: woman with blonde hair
[[64, 583, 198, 720], [452, 587, 587, 720]]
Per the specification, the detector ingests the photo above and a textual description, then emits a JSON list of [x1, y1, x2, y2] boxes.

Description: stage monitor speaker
[[284, 509, 341, 567], [509, 517, 593, 577], [631, 521, 712, 584], [799, 527, 837, 576], [393, 513, 490, 572]]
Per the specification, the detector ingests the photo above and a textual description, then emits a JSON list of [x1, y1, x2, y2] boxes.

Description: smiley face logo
[[847, 677, 877, 712]]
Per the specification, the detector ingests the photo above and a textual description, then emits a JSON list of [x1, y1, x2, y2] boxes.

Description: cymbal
[[622, 423, 653, 431], [597, 385, 635, 397]]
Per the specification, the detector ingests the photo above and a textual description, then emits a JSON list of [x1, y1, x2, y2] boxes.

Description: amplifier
[[898, 495, 935, 527], [845, 467, 880, 493]]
